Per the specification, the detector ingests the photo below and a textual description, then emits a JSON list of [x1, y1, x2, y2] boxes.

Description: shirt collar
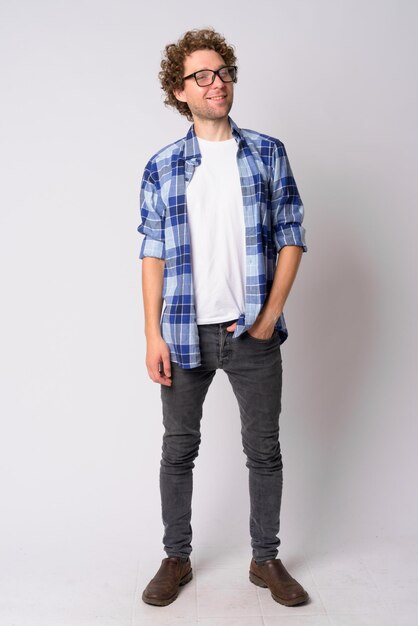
[[183, 115, 243, 161]]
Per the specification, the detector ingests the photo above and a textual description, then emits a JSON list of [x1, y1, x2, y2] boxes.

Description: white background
[[1, 0, 417, 622]]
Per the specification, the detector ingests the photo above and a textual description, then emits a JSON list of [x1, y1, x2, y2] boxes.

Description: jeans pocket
[[245, 328, 279, 343]]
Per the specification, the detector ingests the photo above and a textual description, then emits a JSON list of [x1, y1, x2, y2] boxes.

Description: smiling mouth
[[207, 95, 226, 101]]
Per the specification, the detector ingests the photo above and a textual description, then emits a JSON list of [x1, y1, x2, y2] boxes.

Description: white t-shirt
[[186, 136, 246, 324]]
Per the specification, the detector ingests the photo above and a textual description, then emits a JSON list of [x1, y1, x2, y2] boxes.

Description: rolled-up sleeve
[[137, 163, 166, 260], [270, 142, 307, 253]]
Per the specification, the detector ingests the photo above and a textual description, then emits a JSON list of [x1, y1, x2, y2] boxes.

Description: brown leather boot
[[142, 556, 193, 606], [249, 558, 309, 606]]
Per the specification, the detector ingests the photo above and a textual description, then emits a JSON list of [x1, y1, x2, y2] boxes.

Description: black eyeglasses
[[183, 65, 238, 87]]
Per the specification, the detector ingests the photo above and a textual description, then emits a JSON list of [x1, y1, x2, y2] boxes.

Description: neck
[[193, 116, 232, 141]]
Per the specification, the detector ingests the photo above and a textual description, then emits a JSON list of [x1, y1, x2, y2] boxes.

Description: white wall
[[1, 0, 417, 568]]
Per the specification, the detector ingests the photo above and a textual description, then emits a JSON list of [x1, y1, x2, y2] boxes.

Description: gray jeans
[[159, 318, 283, 563]]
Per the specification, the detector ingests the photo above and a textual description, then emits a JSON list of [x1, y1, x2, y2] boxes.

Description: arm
[[228, 143, 307, 339], [138, 164, 172, 386], [248, 245, 303, 339], [142, 257, 172, 386], [248, 142, 307, 338]]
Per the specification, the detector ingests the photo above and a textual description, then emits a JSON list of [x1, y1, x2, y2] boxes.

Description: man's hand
[[246, 318, 277, 340], [226, 319, 277, 340], [146, 335, 172, 386]]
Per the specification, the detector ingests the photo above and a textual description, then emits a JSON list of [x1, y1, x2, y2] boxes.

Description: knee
[[161, 433, 201, 473], [243, 438, 283, 473]]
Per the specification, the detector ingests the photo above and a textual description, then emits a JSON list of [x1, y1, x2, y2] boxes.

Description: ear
[[173, 87, 187, 103]]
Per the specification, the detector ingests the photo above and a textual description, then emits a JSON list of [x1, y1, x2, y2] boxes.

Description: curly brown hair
[[158, 27, 238, 122]]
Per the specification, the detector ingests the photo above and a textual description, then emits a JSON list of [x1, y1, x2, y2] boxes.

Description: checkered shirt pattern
[[138, 116, 307, 369]]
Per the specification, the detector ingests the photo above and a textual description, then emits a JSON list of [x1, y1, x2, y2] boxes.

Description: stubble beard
[[189, 95, 233, 122]]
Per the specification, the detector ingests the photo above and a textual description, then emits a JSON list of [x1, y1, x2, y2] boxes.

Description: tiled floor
[[1, 538, 417, 625], [132, 540, 418, 626]]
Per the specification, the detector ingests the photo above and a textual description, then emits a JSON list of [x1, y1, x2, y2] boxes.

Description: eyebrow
[[190, 65, 227, 73]]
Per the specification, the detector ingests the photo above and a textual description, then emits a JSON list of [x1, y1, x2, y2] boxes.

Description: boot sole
[[249, 571, 309, 606], [142, 569, 193, 606]]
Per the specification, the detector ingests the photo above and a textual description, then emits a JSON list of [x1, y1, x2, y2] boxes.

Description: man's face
[[173, 49, 234, 122]]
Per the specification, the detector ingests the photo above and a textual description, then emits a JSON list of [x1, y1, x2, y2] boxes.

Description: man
[[138, 27, 309, 607]]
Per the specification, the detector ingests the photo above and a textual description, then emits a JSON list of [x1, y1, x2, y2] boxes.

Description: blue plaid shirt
[[138, 116, 307, 369]]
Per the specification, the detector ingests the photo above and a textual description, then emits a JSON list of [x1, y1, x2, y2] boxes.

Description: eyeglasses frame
[[182, 65, 238, 87]]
